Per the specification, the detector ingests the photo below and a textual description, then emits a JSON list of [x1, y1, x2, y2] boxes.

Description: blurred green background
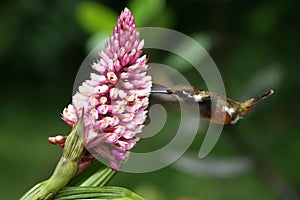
[[1, 0, 300, 199]]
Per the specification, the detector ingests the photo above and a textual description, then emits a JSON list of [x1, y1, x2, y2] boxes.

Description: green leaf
[[54, 186, 145, 200], [68, 160, 116, 187], [68, 160, 104, 186], [76, 1, 117, 34], [79, 166, 115, 187], [19, 181, 45, 200]]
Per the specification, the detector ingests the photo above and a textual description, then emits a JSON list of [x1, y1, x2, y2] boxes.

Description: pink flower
[[62, 8, 152, 170]]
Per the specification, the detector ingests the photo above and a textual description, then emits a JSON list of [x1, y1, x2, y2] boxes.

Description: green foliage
[[55, 186, 144, 200], [76, 1, 118, 34], [246, 2, 279, 35], [58, 161, 143, 199], [128, 0, 166, 26]]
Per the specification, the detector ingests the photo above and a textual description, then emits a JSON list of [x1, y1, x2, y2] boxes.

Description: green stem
[[20, 116, 85, 200]]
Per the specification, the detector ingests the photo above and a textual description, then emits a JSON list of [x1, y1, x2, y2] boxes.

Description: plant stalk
[[20, 116, 85, 200]]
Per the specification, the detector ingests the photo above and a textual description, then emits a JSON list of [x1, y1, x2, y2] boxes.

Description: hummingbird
[[150, 85, 274, 125]]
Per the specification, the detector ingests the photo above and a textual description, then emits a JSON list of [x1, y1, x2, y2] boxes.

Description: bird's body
[[151, 85, 274, 125]]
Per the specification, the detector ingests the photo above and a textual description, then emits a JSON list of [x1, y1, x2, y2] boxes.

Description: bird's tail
[[251, 89, 274, 105], [240, 89, 274, 113]]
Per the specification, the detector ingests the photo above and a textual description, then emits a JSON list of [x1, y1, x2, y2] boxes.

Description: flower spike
[[62, 8, 152, 170]]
